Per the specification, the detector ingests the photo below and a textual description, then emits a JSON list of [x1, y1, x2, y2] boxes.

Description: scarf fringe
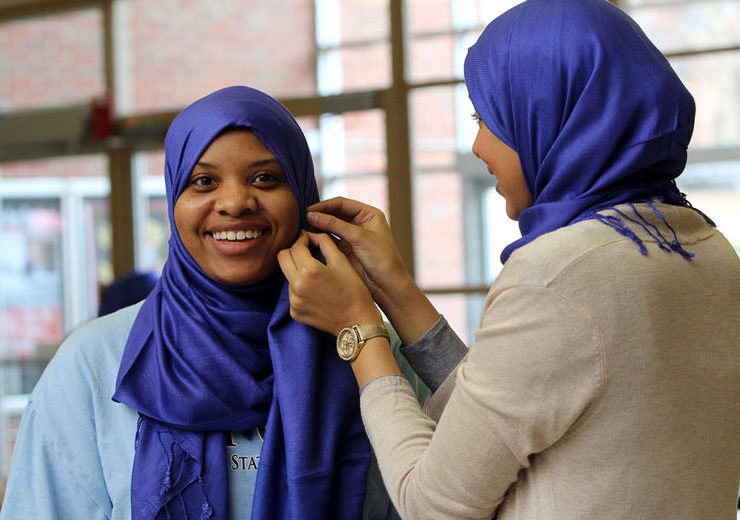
[[154, 426, 175, 498], [591, 202, 694, 260], [135, 417, 214, 520], [198, 477, 213, 519]]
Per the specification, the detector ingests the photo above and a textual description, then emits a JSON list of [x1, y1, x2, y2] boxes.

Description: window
[[317, 110, 389, 213], [0, 156, 110, 333], [315, 0, 391, 95], [0, 9, 104, 111], [131, 150, 168, 273], [628, 0, 740, 252], [408, 2, 526, 341], [113, 0, 318, 115]]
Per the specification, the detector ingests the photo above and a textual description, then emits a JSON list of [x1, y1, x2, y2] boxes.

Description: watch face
[[337, 328, 358, 360]]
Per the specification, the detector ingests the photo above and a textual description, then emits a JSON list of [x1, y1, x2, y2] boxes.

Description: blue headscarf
[[464, 0, 705, 263], [113, 86, 371, 519]]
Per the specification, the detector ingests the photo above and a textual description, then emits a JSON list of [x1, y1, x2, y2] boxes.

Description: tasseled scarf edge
[[134, 415, 215, 520], [585, 200, 710, 261]]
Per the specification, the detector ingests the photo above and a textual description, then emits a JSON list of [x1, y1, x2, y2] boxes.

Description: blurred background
[[0, 0, 738, 494]]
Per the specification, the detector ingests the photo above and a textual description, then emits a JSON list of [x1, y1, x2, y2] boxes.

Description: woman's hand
[[278, 231, 382, 336], [305, 197, 440, 345], [280, 231, 403, 387], [306, 197, 409, 305]]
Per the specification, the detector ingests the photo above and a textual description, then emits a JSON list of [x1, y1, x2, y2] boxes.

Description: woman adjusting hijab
[[1, 86, 423, 520], [278, 1, 740, 519], [112, 86, 371, 519]]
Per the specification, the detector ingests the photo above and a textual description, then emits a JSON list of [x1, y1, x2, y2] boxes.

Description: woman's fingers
[[279, 231, 380, 335], [306, 211, 370, 246], [307, 197, 370, 224], [276, 232, 307, 277], [305, 231, 350, 267], [307, 197, 387, 234]]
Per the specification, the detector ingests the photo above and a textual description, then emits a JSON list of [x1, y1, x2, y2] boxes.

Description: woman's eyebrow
[[251, 158, 282, 168], [194, 160, 217, 170], [194, 158, 282, 170]]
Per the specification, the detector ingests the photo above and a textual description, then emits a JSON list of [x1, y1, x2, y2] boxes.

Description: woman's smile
[[209, 228, 266, 254], [206, 226, 270, 260], [211, 229, 264, 241]]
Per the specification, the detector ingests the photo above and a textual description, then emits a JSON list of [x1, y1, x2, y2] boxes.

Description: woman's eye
[[191, 175, 215, 187], [471, 112, 481, 123], [253, 172, 280, 185]]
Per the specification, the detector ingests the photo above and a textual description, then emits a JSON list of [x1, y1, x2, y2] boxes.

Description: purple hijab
[[113, 86, 370, 519], [464, 0, 705, 263]]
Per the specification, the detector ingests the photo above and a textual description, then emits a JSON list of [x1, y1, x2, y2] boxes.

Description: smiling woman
[[0, 86, 424, 520]]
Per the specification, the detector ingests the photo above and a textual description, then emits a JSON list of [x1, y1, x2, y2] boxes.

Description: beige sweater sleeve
[[360, 284, 604, 520]]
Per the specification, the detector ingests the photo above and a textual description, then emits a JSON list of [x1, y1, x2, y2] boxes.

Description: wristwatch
[[336, 323, 390, 361]]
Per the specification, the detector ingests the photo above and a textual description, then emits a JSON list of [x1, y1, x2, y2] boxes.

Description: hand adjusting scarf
[[464, 0, 711, 263], [113, 86, 371, 519]]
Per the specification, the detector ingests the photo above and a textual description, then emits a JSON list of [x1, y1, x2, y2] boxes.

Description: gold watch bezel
[[336, 323, 390, 362], [336, 326, 360, 361]]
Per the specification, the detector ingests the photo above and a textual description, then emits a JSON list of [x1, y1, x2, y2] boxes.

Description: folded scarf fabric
[[113, 86, 371, 519], [464, 0, 709, 263]]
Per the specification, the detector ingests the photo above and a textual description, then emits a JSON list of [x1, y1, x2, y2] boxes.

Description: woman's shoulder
[[500, 203, 716, 287], [9, 305, 141, 519], [31, 303, 142, 403], [499, 219, 622, 288], [57, 303, 140, 363]]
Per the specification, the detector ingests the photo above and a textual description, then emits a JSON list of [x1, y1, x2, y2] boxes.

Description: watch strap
[[354, 322, 390, 344]]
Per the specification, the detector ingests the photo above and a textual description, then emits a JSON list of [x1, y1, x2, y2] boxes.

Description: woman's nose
[[216, 184, 257, 216], [471, 132, 481, 159]]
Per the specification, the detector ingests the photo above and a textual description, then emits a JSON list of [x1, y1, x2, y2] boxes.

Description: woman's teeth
[[213, 230, 263, 241]]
